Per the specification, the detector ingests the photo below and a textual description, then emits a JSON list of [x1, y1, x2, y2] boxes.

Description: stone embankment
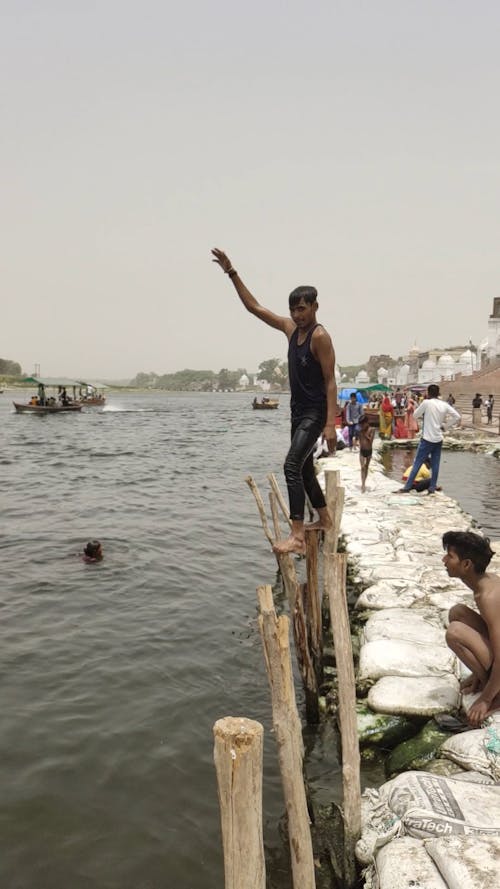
[[317, 442, 500, 889]]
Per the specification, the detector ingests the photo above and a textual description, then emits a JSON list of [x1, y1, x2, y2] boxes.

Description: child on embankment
[[443, 530, 500, 727], [359, 415, 375, 493]]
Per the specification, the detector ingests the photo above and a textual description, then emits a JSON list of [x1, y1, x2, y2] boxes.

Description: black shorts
[[360, 448, 372, 458]]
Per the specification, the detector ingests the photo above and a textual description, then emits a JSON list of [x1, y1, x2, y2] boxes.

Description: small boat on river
[[252, 397, 279, 410], [77, 381, 107, 406], [13, 376, 83, 414], [14, 401, 82, 414]]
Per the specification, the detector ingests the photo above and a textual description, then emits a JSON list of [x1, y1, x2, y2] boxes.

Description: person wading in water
[[212, 248, 337, 555]]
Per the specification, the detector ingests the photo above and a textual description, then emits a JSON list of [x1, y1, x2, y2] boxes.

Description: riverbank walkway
[[316, 439, 500, 888]]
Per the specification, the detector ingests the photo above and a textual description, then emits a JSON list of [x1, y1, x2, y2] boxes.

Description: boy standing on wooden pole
[[212, 247, 337, 555]]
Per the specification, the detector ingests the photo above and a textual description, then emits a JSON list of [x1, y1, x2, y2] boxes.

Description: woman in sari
[[379, 395, 394, 439], [406, 396, 419, 439]]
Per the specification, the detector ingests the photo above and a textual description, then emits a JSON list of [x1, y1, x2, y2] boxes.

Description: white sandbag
[[441, 721, 500, 781], [356, 583, 426, 611], [425, 835, 500, 889], [441, 729, 491, 775], [451, 770, 495, 785], [368, 675, 460, 717], [386, 770, 500, 839], [346, 541, 394, 559], [361, 608, 445, 646], [371, 565, 424, 583], [358, 639, 456, 681], [375, 837, 447, 889], [427, 594, 475, 614]]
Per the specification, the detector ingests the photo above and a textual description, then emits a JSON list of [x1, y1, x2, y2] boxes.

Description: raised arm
[[312, 327, 338, 453], [211, 248, 294, 336]]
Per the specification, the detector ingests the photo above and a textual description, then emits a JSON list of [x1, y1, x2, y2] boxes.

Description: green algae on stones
[[386, 720, 453, 778], [356, 703, 418, 748]]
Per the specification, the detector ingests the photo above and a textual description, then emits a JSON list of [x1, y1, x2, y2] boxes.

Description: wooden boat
[[13, 401, 82, 414], [77, 381, 107, 406], [14, 376, 84, 415], [252, 398, 279, 410], [78, 395, 106, 406]]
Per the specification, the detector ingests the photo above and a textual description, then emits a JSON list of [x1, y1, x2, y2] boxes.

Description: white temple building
[[355, 369, 370, 386]]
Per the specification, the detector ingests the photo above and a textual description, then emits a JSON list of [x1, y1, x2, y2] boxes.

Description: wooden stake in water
[[292, 583, 320, 724], [213, 716, 266, 889], [325, 469, 344, 554], [257, 585, 316, 889], [305, 530, 323, 685], [324, 552, 361, 889]]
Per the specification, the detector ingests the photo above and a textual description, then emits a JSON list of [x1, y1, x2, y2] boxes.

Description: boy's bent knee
[[448, 604, 470, 624], [445, 621, 465, 647]]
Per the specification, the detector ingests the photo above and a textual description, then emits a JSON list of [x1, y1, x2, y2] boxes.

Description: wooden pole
[[267, 472, 292, 529], [292, 583, 320, 724], [305, 531, 323, 685], [324, 470, 344, 554], [213, 716, 266, 889], [269, 491, 300, 610], [245, 475, 275, 548], [324, 552, 361, 889], [257, 585, 316, 889]]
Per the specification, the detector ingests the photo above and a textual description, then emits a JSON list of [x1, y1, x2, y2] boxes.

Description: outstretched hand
[[212, 248, 234, 274]]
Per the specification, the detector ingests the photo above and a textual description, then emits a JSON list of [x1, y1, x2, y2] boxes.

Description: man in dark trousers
[[212, 248, 337, 555], [397, 384, 460, 495]]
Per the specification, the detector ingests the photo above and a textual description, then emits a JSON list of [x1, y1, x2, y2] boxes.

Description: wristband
[[227, 268, 237, 278]]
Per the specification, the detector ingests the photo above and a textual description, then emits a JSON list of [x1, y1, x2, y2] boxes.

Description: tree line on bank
[[130, 359, 290, 391], [130, 354, 402, 391], [0, 358, 22, 376]]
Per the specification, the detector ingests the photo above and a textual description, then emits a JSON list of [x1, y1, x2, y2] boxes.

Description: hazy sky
[[3, 1, 499, 379]]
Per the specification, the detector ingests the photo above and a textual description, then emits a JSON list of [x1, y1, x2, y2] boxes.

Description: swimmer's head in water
[[84, 540, 103, 560]]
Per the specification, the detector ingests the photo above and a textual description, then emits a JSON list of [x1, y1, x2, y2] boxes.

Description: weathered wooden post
[[213, 716, 266, 889], [269, 491, 300, 609], [325, 469, 344, 554], [245, 476, 275, 549], [292, 583, 320, 723], [324, 551, 361, 889], [305, 530, 323, 685], [267, 472, 292, 528], [257, 585, 316, 889]]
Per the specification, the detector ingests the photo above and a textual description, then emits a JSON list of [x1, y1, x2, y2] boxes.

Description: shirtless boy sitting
[[443, 530, 500, 727]]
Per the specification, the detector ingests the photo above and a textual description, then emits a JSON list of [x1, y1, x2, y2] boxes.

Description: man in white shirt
[[397, 384, 461, 494]]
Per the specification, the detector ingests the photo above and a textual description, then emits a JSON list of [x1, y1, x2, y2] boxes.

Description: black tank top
[[288, 324, 326, 412]]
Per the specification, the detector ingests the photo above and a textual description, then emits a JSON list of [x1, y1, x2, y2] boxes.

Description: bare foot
[[273, 536, 306, 555], [304, 518, 333, 532], [361, 485, 366, 493]]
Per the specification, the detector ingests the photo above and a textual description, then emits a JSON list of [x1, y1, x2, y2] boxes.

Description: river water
[[2, 391, 500, 889]]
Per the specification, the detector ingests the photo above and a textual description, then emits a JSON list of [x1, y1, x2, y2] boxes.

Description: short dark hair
[[428, 384, 440, 398], [289, 286, 318, 308], [442, 530, 494, 574]]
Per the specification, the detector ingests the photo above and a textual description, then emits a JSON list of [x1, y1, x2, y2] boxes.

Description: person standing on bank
[[212, 248, 337, 555], [472, 393, 483, 427], [397, 383, 461, 495], [345, 392, 364, 450]]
